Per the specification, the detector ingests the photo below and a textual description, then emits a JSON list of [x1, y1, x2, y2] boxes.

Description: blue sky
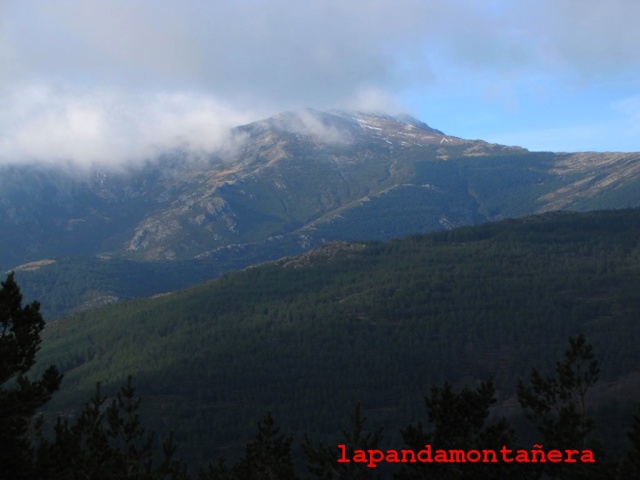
[[1, 0, 639, 166]]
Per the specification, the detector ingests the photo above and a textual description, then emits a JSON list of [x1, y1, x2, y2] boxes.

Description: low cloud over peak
[[0, 85, 258, 168], [2, 0, 639, 163]]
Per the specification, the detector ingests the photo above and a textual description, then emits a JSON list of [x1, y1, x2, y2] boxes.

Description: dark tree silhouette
[[303, 401, 384, 479], [517, 334, 611, 479], [35, 377, 188, 480], [0, 272, 63, 479], [397, 379, 521, 480]]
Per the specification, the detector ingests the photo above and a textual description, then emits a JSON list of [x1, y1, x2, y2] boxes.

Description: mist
[[2, 0, 639, 165]]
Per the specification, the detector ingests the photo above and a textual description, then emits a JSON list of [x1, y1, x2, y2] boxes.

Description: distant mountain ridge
[[4, 109, 640, 267], [4, 109, 640, 316]]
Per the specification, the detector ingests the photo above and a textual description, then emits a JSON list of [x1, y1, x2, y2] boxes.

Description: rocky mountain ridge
[[2, 109, 640, 269]]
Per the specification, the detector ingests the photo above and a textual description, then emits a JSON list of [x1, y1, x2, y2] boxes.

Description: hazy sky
[[1, 0, 639, 166]]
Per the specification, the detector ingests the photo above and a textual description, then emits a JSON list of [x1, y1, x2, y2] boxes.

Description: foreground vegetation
[[32, 209, 640, 464], [2, 270, 640, 478]]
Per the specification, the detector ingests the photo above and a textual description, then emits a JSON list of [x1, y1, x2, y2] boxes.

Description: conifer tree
[[517, 334, 599, 450], [517, 334, 611, 479], [303, 401, 384, 479], [0, 272, 62, 479], [232, 412, 300, 480], [199, 413, 300, 480], [35, 377, 188, 480], [396, 378, 520, 480]]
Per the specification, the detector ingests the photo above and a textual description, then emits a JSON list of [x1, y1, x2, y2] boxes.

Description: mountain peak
[[237, 109, 446, 141], [328, 109, 444, 135], [392, 113, 444, 135]]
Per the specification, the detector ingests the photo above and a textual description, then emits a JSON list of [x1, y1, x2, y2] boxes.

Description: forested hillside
[[32, 208, 640, 470], [7, 111, 640, 320], [12, 238, 302, 320]]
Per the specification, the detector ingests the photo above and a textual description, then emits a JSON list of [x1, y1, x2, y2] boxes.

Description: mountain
[[35, 208, 640, 467], [5, 109, 640, 317]]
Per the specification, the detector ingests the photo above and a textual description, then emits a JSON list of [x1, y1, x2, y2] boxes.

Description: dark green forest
[[10, 208, 640, 477], [11, 238, 309, 321]]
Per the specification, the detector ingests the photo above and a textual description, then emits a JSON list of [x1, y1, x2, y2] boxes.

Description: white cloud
[[5, 0, 437, 106], [345, 87, 404, 115], [538, 0, 640, 76], [2, 0, 640, 163], [0, 85, 257, 167]]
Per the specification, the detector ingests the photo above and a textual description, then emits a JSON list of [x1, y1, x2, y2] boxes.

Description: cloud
[[1, 0, 640, 164], [7, 0, 640, 95], [0, 85, 256, 167], [537, 0, 640, 77], [0, 0, 441, 166], [5, 0, 437, 107], [264, 109, 352, 144], [345, 87, 404, 114]]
